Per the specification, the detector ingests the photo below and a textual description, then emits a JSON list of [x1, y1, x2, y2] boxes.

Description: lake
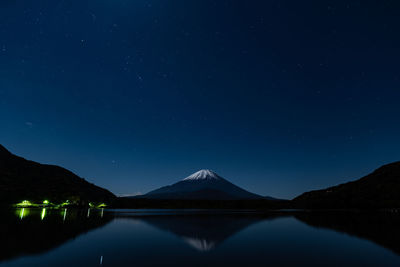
[[1, 209, 400, 266]]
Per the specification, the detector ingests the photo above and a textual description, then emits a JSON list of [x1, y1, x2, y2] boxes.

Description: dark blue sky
[[1, 0, 400, 199]]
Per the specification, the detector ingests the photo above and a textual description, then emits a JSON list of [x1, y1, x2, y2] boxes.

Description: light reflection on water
[[15, 207, 107, 221], [1, 209, 400, 266]]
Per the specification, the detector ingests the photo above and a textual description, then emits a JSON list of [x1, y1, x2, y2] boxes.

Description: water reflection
[[41, 208, 46, 220], [1, 209, 400, 265], [17, 208, 28, 220], [116, 210, 400, 255], [63, 208, 67, 221], [127, 213, 283, 251], [1, 208, 112, 263], [295, 211, 400, 255]]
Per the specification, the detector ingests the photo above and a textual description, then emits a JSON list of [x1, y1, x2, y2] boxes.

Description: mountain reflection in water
[[1, 209, 400, 265], [119, 212, 285, 251]]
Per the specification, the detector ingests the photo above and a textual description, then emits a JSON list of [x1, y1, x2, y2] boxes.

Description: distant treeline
[[114, 197, 400, 210], [114, 198, 291, 209]]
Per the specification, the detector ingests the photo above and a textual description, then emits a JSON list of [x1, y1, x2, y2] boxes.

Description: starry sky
[[1, 0, 400, 199]]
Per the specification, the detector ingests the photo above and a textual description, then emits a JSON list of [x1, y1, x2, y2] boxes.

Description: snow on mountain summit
[[182, 169, 221, 181]]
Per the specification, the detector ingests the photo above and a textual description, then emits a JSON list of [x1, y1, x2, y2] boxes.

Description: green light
[[16, 208, 30, 219], [97, 203, 107, 208], [16, 200, 32, 207], [41, 208, 46, 220], [63, 208, 67, 221], [43, 200, 49, 205], [61, 200, 70, 207], [20, 208, 25, 219]]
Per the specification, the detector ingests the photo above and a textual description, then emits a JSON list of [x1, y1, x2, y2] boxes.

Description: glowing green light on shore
[[43, 200, 49, 205], [60, 200, 70, 207], [97, 203, 107, 208], [16, 200, 32, 207], [41, 208, 46, 220]]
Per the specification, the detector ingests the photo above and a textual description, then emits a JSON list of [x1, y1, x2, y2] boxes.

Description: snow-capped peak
[[182, 169, 221, 181]]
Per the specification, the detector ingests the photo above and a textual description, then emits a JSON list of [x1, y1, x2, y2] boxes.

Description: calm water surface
[[1, 209, 400, 266]]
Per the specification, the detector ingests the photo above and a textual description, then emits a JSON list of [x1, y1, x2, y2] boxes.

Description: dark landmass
[[141, 170, 267, 200], [136, 169, 277, 201], [114, 197, 290, 209], [293, 161, 400, 209], [0, 144, 116, 206], [115, 161, 400, 209], [0, 208, 113, 263], [2, 142, 400, 210], [296, 211, 400, 255], [138, 188, 259, 200]]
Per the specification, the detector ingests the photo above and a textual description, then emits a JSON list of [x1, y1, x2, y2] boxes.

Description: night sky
[[1, 1, 400, 199]]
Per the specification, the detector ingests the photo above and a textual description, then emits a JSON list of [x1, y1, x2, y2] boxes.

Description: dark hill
[[0, 144, 115, 206], [293, 161, 400, 208]]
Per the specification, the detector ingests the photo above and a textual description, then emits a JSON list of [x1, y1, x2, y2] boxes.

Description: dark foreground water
[[1, 209, 400, 266]]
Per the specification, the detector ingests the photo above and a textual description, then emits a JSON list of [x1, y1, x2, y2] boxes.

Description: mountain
[[138, 169, 272, 200], [293, 161, 400, 208], [0, 144, 115, 206]]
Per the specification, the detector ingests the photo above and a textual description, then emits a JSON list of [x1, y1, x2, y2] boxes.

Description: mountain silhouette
[[0, 144, 115, 205], [139, 169, 273, 200], [293, 161, 400, 208]]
